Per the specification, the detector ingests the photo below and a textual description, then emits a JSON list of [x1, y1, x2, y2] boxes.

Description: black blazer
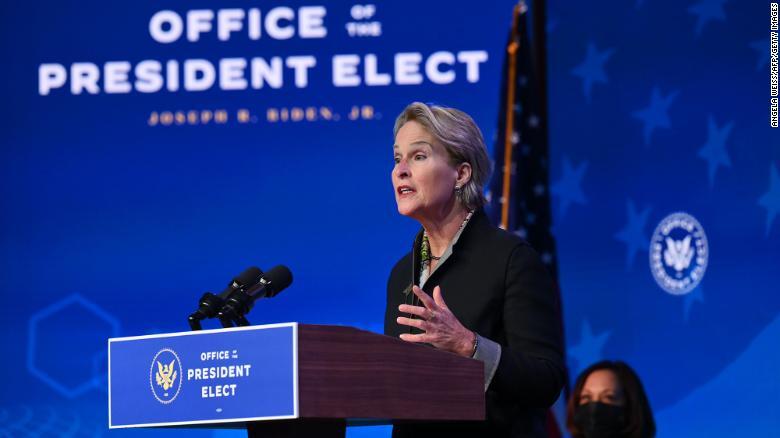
[[385, 210, 565, 438]]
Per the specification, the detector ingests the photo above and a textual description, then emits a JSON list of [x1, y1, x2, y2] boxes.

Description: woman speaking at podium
[[385, 102, 564, 437]]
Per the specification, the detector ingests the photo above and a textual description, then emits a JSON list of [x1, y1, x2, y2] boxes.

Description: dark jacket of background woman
[[385, 210, 565, 437]]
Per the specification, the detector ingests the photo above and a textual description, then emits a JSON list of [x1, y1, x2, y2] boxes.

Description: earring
[[454, 185, 462, 195]]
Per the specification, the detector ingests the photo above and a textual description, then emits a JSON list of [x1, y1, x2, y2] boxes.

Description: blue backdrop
[[0, 0, 777, 436]]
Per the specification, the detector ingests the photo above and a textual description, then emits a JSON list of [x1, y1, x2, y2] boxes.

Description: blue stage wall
[[0, 1, 777, 436]]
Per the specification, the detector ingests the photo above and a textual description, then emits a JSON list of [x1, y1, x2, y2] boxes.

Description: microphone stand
[[188, 314, 204, 331], [218, 315, 252, 328], [219, 315, 235, 328]]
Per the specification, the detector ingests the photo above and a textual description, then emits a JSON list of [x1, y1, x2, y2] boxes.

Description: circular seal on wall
[[149, 348, 183, 404], [649, 212, 708, 295]]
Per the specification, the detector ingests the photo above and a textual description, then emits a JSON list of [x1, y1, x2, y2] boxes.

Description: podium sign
[[108, 323, 298, 428]]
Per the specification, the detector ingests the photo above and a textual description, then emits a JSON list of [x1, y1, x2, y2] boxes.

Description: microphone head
[[233, 266, 263, 288], [263, 265, 293, 297], [217, 266, 264, 299]]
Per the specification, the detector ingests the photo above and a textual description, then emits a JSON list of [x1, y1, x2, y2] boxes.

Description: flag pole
[[500, 2, 525, 230], [533, 0, 548, 143]]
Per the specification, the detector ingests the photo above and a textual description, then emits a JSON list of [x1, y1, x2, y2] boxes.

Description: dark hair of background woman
[[566, 360, 656, 438]]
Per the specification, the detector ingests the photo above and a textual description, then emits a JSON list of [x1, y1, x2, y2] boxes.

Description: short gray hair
[[393, 102, 492, 211]]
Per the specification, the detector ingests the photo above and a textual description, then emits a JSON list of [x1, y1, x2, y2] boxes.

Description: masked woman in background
[[567, 360, 656, 438], [385, 102, 565, 437]]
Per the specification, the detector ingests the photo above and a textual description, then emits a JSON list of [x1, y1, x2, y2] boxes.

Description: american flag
[[486, 2, 568, 436]]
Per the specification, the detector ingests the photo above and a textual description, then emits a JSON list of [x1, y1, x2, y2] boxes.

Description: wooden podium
[[247, 324, 484, 437], [108, 323, 484, 437]]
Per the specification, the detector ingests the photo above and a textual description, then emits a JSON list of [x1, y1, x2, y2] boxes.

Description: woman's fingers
[[411, 285, 436, 309], [399, 333, 430, 343], [396, 285, 474, 356], [396, 316, 426, 330], [432, 285, 449, 310], [397, 285, 472, 356], [398, 304, 430, 319]]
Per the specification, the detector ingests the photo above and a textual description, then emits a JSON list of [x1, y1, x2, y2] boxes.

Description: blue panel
[[109, 324, 295, 427]]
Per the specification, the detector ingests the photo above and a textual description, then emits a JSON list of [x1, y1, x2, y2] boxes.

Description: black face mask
[[573, 401, 627, 438]]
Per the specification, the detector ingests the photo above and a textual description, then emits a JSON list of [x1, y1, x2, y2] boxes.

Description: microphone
[[217, 265, 293, 327], [188, 267, 263, 330]]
